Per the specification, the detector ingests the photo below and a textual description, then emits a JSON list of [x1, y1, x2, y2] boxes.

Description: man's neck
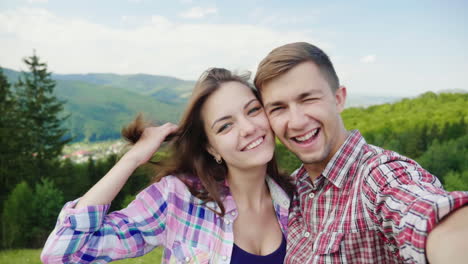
[[303, 129, 351, 182], [303, 163, 325, 182]]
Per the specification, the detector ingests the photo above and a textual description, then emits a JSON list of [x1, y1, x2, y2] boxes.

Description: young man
[[254, 42, 468, 263]]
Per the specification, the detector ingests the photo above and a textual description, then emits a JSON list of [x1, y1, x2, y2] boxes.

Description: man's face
[[261, 61, 347, 171]]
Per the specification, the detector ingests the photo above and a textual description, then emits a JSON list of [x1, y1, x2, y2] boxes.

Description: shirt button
[[283, 200, 289, 206], [184, 256, 190, 262], [304, 231, 310, 238], [231, 211, 236, 216], [308, 193, 315, 199], [224, 219, 231, 225], [222, 255, 228, 261]]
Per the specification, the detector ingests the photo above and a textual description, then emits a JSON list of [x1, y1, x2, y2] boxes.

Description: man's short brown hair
[[254, 42, 340, 92]]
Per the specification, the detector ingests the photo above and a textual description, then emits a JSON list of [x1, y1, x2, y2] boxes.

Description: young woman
[[41, 68, 294, 264]]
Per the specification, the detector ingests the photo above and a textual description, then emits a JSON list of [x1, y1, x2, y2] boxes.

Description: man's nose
[[288, 105, 308, 130]]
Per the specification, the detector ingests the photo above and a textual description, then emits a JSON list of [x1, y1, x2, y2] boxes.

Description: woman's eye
[[248, 106, 261, 115], [217, 123, 232, 133]]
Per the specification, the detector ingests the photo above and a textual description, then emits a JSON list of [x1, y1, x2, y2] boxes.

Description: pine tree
[[0, 68, 16, 190], [14, 51, 71, 180]]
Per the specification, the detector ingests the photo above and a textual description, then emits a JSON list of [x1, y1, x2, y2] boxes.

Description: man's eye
[[269, 107, 283, 114], [217, 123, 232, 133], [303, 98, 317, 102]]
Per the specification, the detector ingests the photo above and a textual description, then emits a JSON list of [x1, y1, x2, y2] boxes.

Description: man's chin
[[295, 152, 327, 166]]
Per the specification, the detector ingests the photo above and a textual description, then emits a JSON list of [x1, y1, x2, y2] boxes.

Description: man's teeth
[[295, 129, 318, 142], [245, 137, 263, 150]]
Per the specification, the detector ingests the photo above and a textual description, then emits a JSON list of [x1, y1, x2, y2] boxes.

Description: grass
[[0, 248, 163, 264]]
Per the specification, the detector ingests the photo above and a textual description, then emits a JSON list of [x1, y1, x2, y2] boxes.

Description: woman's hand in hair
[[75, 122, 177, 209], [124, 123, 178, 167]]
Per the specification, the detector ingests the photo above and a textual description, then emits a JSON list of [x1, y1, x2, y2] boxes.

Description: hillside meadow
[[0, 248, 163, 264]]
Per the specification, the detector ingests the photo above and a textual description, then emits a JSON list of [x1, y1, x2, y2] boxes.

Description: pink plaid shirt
[[41, 175, 290, 264], [286, 130, 468, 264]]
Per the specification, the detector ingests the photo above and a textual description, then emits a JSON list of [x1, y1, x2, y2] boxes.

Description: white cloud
[[360, 55, 376, 63], [179, 7, 217, 19], [0, 7, 324, 80], [28, 0, 48, 3]]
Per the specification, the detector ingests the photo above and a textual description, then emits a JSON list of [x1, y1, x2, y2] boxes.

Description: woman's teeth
[[245, 137, 263, 150]]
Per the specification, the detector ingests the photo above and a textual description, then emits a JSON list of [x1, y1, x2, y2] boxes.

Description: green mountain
[[3, 68, 190, 142], [53, 73, 195, 104], [55, 79, 185, 141]]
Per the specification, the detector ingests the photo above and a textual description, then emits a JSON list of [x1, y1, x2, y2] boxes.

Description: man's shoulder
[[360, 143, 418, 168], [357, 143, 424, 176], [357, 142, 438, 186]]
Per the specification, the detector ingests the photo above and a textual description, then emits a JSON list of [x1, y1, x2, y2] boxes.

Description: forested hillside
[[54, 79, 183, 141], [3, 68, 191, 141]]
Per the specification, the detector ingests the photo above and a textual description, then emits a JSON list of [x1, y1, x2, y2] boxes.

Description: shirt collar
[[295, 130, 365, 189], [266, 176, 290, 210]]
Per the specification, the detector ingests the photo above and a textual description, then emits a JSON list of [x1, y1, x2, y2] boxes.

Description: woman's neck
[[227, 165, 269, 210]]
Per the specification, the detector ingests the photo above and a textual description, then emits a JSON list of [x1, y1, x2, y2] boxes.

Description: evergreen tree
[[2, 181, 34, 248], [0, 68, 17, 249], [14, 51, 71, 180], [31, 178, 65, 247], [0, 68, 16, 193]]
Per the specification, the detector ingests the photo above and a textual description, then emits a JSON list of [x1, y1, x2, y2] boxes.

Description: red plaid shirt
[[286, 130, 468, 264]]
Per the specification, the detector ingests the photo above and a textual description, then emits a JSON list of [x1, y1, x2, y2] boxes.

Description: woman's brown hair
[[122, 68, 294, 216]]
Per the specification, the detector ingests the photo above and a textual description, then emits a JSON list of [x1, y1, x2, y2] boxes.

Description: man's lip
[[289, 128, 319, 140]]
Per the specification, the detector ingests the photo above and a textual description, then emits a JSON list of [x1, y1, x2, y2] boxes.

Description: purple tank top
[[230, 235, 286, 264]]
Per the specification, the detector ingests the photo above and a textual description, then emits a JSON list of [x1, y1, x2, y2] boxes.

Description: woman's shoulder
[[145, 174, 190, 192], [141, 174, 203, 201]]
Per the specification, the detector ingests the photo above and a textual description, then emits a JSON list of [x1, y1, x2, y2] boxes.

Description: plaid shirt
[[41, 175, 290, 264], [286, 130, 468, 264]]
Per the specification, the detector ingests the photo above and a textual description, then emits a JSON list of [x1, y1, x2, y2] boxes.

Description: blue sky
[[1, 0, 467, 96]]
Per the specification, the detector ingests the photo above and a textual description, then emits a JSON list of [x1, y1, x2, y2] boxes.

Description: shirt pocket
[[313, 232, 344, 255], [170, 241, 211, 264]]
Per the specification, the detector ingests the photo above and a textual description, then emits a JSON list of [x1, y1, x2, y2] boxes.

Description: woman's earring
[[214, 156, 222, 164]]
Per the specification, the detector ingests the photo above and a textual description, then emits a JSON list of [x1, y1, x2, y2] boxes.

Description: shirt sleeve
[[363, 156, 468, 264], [40, 177, 171, 264]]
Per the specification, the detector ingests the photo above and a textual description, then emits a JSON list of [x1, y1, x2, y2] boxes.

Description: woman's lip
[[241, 135, 265, 151]]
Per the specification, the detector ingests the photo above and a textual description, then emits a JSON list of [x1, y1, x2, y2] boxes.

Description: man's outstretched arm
[[426, 206, 468, 264]]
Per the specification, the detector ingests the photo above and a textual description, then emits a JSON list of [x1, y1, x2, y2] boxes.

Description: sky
[[0, 0, 467, 96]]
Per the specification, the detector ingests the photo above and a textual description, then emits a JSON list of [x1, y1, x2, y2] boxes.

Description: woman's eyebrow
[[211, 115, 232, 129], [244, 99, 258, 109], [211, 99, 259, 129]]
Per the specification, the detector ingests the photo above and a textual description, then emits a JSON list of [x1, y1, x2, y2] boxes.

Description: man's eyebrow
[[297, 91, 314, 100], [211, 115, 231, 129], [264, 101, 283, 109], [265, 90, 321, 109]]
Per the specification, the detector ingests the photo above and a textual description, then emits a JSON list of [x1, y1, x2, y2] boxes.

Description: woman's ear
[[206, 144, 222, 163]]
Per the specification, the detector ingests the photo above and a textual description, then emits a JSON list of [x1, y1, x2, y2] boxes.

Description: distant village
[[60, 140, 127, 163]]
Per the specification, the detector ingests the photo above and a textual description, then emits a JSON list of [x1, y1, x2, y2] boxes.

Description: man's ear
[[335, 86, 347, 113]]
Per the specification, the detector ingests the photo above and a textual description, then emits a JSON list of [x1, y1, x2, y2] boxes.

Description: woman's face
[[201, 81, 275, 171]]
